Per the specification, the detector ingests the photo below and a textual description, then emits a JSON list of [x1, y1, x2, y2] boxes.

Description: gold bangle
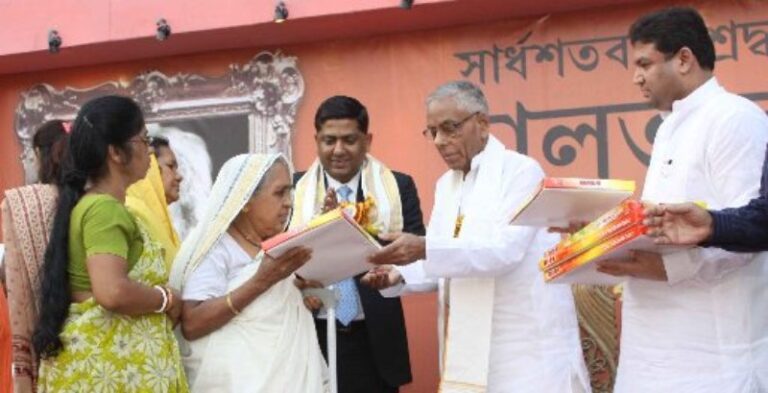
[[225, 292, 240, 316]]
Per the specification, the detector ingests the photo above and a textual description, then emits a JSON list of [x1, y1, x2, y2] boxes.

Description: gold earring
[[242, 205, 250, 213]]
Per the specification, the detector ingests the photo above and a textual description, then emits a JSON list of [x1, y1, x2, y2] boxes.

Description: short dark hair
[[629, 7, 716, 71], [32, 120, 68, 185], [314, 95, 369, 134], [150, 135, 172, 159]]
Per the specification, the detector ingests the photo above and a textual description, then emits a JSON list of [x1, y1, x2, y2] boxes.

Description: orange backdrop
[[2, 1, 768, 391]]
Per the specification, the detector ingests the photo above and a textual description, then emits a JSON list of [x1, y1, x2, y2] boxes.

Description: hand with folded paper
[[262, 208, 381, 286]]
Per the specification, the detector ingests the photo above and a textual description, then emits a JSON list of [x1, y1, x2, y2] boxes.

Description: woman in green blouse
[[33, 95, 188, 392]]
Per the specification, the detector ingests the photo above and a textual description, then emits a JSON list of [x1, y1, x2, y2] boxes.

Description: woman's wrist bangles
[[154, 285, 172, 313], [226, 292, 240, 316]]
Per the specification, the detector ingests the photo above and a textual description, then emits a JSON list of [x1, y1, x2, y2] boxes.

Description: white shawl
[[435, 136, 506, 392], [290, 154, 403, 234]]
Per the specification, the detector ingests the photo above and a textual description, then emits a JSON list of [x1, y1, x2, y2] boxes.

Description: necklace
[[231, 224, 261, 248], [453, 213, 464, 238]]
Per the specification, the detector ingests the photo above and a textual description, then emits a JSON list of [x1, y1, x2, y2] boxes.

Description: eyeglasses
[[129, 134, 154, 147], [422, 112, 479, 141]]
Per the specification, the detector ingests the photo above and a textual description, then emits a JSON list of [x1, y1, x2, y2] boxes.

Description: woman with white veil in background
[[148, 125, 213, 240]]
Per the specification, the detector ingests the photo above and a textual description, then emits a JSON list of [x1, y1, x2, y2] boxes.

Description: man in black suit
[[293, 95, 425, 393]]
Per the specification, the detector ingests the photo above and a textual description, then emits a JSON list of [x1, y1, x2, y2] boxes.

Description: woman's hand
[[254, 246, 312, 288]]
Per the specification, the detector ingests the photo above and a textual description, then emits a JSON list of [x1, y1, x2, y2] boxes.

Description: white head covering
[[167, 156, 329, 393], [169, 153, 291, 290]]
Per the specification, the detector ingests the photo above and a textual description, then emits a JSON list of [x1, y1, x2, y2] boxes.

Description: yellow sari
[[126, 154, 181, 271], [37, 224, 188, 393]]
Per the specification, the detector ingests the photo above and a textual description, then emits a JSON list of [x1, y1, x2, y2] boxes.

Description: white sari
[[169, 153, 329, 392]]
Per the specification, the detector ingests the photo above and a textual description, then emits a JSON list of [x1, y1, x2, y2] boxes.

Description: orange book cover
[[539, 200, 644, 270], [543, 225, 648, 283]]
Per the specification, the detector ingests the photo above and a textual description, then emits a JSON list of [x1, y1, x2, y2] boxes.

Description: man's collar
[[324, 169, 362, 190], [467, 138, 490, 174], [662, 76, 720, 118]]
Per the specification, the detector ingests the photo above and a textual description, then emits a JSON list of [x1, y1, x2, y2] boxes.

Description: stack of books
[[541, 199, 652, 285]]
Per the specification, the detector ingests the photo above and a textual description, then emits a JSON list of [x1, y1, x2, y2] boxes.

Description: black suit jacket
[[293, 170, 425, 387], [706, 143, 768, 252]]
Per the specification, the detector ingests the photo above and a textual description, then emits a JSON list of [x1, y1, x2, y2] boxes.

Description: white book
[[262, 210, 380, 286], [510, 177, 635, 227]]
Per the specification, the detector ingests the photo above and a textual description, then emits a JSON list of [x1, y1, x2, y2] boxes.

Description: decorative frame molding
[[14, 51, 304, 183]]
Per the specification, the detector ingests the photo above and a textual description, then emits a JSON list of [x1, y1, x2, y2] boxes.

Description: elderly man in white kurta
[[594, 8, 768, 393], [364, 81, 590, 393]]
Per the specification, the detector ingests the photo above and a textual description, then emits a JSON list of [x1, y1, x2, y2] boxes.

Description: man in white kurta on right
[[593, 7, 768, 393], [363, 81, 590, 393]]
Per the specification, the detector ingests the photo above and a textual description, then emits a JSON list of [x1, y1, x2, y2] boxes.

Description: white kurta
[[388, 136, 590, 393], [615, 78, 768, 393]]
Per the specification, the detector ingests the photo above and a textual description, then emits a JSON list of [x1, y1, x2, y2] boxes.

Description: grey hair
[[425, 80, 489, 114], [251, 156, 291, 197]]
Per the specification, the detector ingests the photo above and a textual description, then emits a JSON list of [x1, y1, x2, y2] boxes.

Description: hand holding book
[[256, 246, 312, 288], [643, 202, 713, 246], [541, 199, 687, 284], [367, 233, 426, 266], [595, 249, 668, 281]]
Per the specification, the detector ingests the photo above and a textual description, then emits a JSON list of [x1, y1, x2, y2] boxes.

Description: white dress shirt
[[615, 77, 768, 393]]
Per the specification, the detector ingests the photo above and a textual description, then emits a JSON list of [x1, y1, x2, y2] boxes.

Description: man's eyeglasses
[[422, 112, 479, 141]]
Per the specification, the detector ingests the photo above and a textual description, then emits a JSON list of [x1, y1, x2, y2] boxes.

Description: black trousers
[[315, 320, 398, 393]]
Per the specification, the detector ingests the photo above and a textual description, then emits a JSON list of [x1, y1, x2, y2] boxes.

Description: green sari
[[38, 224, 188, 393]]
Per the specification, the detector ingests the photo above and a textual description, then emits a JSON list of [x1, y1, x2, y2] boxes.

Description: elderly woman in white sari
[[170, 153, 329, 392]]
